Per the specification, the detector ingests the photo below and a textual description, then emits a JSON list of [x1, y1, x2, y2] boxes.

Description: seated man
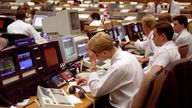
[[144, 21, 181, 73], [120, 15, 157, 64], [173, 15, 192, 60], [77, 32, 144, 108], [7, 10, 47, 44]]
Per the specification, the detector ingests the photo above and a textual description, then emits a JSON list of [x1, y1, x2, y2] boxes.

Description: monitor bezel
[[32, 15, 48, 30], [39, 41, 63, 74]]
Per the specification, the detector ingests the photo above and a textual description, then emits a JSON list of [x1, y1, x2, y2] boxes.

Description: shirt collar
[[111, 48, 122, 64]]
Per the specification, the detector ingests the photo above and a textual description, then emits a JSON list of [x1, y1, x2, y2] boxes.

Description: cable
[[84, 93, 95, 108], [0, 94, 15, 106]]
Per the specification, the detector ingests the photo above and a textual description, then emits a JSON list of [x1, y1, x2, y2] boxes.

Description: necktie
[[155, 5, 157, 13], [168, 3, 171, 13]]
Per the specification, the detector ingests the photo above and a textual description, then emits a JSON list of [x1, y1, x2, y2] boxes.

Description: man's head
[[87, 32, 115, 60], [16, 10, 26, 20], [141, 15, 156, 36], [153, 21, 174, 46], [173, 15, 188, 33], [158, 13, 172, 23], [90, 12, 101, 20]]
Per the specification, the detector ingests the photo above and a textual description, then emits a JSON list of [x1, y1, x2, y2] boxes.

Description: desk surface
[[15, 85, 96, 108]]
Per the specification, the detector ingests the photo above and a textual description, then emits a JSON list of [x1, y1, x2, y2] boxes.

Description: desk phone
[[37, 86, 74, 108]]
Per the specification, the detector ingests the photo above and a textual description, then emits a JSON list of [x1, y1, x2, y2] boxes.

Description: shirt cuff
[[88, 72, 99, 85]]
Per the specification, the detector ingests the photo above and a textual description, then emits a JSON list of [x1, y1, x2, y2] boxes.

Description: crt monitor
[[39, 41, 63, 74], [55, 36, 78, 64], [0, 55, 16, 77], [74, 36, 89, 57], [42, 10, 81, 36], [17, 52, 33, 71], [32, 15, 48, 30], [0, 17, 14, 33]]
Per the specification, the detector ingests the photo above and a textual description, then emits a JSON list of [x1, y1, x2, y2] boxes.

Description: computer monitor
[[73, 36, 89, 57], [108, 3, 120, 12], [42, 10, 81, 37], [117, 26, 126, 40], [17, 52, 33, 71], [39, 41, 63, 74], [54, 36, 78, 64], [0, 17, 14, 33], [0, 55, 16, 77], [32, 15, 48, 30], [0, 19, 4, 30]]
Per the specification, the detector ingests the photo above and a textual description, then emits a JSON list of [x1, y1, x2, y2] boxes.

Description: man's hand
[[77, 78, 89, 86]]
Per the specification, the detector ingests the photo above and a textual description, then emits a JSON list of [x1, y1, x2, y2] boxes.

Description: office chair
[[155, 58, 192, 108], [144, 66, 166, 108], [0, 33, 29, 46], [131, 65, 163, 108], [178, 44, 189, 58]]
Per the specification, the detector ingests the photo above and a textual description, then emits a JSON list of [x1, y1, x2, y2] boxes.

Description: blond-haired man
[[77, 32, 144, 108]]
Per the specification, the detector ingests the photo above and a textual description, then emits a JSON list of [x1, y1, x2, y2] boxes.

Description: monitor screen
[[113, 28, 119, 41], [32, 15, 48, 29], [77, 43, 88, 57], [0, 56, 16, 77], [133, 24, 139, 33], [63, 37, 75, 57], [17, 52, 33, 70], [0, 19, 4, 29], [70, 12, 80, 30], [43, 47, 59, 67]]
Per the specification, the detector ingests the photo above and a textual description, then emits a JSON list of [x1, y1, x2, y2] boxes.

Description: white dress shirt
[[88, 48, 144, 108], [174, 29, 192, 60], [148, 3, 161, 15], [7, 20, 47, 44], [135, 31, 156, 58], [168, 0, 180, 17], [144, 41, 180, 73]]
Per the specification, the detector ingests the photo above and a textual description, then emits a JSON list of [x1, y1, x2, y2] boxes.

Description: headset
[[68, 85, 86, 98]]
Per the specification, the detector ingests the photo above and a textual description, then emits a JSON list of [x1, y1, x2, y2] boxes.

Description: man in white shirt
[[166, 0, 180, 17], [148, 0, 161, 16], [77, 32, 144, 108], [144, 21, 180, 73], [173, 15, 192, 60], [7, 10, 47, 44], [120, 15, 157, 64]]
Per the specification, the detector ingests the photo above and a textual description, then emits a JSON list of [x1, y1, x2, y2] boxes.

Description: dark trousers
[[89, 94, 115, 108]]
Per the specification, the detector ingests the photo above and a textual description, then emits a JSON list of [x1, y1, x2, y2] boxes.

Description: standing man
[[7, 10, 47, 44], [166, 0, 180, 17], [173, 15, 192, 60], [77, 32, 144, 108], [144, 21, 180, 73]]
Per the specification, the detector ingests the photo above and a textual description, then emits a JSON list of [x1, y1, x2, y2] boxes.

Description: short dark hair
[[158, 13, 172, 23], [173, 15, 188, 28], [155, 21, 174, 41], [90, 12, 100, 20], [16, 10, 26, 20]]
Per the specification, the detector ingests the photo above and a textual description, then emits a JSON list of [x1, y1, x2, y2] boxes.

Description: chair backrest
[[178, 44, 189, 58], [131, 65, 163, 108], [145, 67, 166, 108], [155, 58, 192, 108]]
